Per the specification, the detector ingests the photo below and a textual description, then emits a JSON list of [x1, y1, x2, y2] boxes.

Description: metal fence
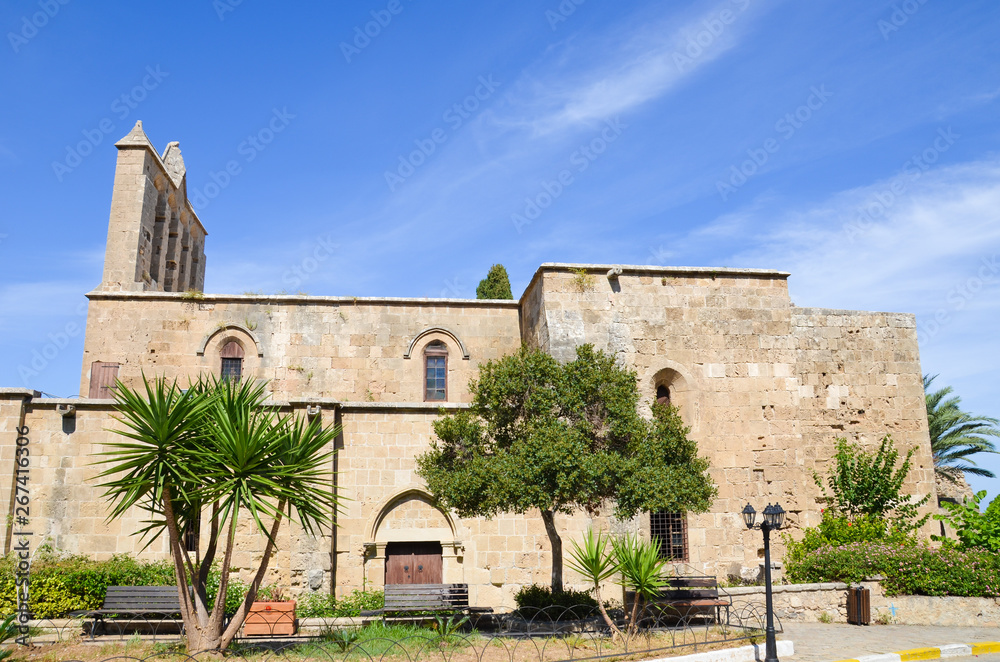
[[16, 599, 780, 662]]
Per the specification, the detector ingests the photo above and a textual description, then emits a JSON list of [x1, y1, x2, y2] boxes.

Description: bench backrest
[[384, 583, 469, 610], [659, 577, 721, 600], [102, 586, 181, 612]]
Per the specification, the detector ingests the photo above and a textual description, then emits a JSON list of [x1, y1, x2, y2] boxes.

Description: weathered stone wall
[[333, 404, 603, 607], [727, 581, 1000, 627], [789, 308, 936, 532], [0, 395, 172, 559], [0, 394, 605, 608], [518, 265, 937, 578], [6, 260, 939, 607], [79, 294, 521, 403], [101, 122, 206, 294]]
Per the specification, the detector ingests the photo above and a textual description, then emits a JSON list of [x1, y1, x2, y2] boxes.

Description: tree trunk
[[593, 583, 623, 641], [541, 509, 563, 593], [184, 629, 223, 656], [219, 503, 285, 649]]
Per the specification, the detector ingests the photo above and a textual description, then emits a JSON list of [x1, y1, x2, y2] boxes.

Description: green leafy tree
[[816, 435, 930, 532], [924, 374, 999, 483], [95, 376, 342, 653], [934, 490, 1000, 552], [416, 344, 716, 592], [475, 264, 514, 300]]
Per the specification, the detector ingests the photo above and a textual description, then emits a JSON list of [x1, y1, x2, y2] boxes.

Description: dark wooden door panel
[[385, 542, 443, 585], [89, 362, 120, 399]]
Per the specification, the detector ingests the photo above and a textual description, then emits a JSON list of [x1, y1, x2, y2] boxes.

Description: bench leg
[[89, 616, 102, 641]]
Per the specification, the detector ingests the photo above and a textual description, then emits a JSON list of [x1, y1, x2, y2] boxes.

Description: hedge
[[297, 589, 384, 617], [0, 547, 389, 620], [785, 542, 1000, 597], [0, 547, 245, 619]]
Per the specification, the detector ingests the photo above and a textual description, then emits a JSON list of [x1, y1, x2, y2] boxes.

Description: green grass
[[272, 622, 483, 660]]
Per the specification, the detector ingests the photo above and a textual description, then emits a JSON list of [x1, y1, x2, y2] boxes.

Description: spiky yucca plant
[[96, 375, 342, 653]]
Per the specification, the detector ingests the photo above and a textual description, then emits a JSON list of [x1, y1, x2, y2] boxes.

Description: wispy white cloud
[[675, 157, 1000, 498], [719, 159, 1000, 314], [496, 0, 764, 135]]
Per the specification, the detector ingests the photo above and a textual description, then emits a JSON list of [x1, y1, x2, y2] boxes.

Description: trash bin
[[846, 585, 870, 625]]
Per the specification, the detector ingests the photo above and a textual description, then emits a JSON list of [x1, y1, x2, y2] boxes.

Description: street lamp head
[[763, 503, 786, 530], [741, 503, 756, 530]]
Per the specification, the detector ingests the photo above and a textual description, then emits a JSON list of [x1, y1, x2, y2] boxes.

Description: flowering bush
[[785, 542, 1000, 597], [783, 510, 916, 568]]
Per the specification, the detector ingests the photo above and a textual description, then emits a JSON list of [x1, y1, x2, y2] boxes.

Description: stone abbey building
[[0, 123, 938, 607]]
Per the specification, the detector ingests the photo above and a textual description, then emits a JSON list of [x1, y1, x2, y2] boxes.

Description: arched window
[[656, 384, 671, 406], [220, 341, 244, 381], [424, 341, 448, 401]]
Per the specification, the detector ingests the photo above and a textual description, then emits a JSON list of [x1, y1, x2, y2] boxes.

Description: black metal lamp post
[[742, 502, 785, 662]]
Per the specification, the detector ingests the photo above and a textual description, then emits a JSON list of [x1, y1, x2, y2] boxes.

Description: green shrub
[[785, 542, 1000, 597], [934, 491, 1000, 552], [816, 435, 929, 532], [784, 511, 917, 568], [298, 590, 384, 618], [514, 584, 598, 619], [333, 589, 384, 616], [0, 547, 248, 618]]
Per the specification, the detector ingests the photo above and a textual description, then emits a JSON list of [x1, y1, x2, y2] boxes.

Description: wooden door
[[385, 542, 443, 584], [89, 362, 120, 398]]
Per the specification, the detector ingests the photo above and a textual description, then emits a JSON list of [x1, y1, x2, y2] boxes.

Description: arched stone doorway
[[364, 489, 464, 586]]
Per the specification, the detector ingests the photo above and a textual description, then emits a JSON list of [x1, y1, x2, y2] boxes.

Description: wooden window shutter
[[89, 362, 120, 399], [221, 341, 244, 359], [220, 341, 244, 381]]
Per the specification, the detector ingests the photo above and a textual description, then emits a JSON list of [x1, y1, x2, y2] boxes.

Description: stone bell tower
[[99, 121, 207, 292]]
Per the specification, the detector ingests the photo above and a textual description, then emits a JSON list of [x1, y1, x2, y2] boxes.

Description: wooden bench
[[365, 583, 491, 622], [630, 577, 731, 624], [74, 586, 183, 638]]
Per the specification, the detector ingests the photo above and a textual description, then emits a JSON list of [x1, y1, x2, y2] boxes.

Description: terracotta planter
[[244, 600, 296, 636]]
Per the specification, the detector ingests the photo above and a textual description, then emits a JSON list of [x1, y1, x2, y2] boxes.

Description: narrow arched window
[[656, 384, 671, 406], [220, 341, 244, 381], [424, 341, 448, 401]]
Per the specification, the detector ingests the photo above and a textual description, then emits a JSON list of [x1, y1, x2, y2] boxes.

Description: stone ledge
[[337, 401, 470, 412], [726, 582, 848, 596], [792, 307, 914, 320], [85, 290, 522, 307], [0, 388, 40, 398], [22, 397, 472, 413], [537, 263, 791, 278]]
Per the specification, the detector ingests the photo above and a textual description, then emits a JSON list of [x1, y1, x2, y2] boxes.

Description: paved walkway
[[780, 623, 999, 662]]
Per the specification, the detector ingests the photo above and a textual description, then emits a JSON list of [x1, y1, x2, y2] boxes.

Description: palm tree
[[924, 374, 999, 483], [96, 375, 342, 653]]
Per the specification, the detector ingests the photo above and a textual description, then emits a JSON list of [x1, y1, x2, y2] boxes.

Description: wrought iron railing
[[14, 599, 781, 661]]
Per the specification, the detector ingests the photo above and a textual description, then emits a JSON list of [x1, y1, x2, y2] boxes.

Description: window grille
[[220, 341, 244, 381], [183, 517, 200, 553], [650, 511, 688, 561]]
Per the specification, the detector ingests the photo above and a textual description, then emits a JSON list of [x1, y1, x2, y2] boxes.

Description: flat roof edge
[[537, 263, 791, 277], [85, 291, 521, 307]]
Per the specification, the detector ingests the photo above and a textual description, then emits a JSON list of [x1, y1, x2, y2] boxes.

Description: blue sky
[[1, 1, 998, 500]]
